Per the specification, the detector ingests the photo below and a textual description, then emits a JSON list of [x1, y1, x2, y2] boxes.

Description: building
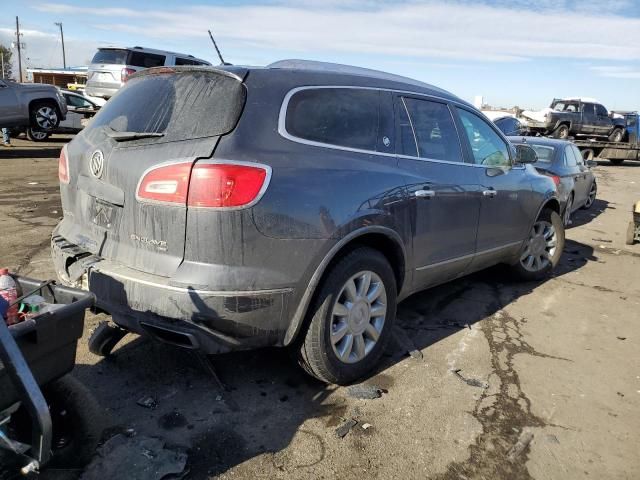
[[26, 66, 88, 89]]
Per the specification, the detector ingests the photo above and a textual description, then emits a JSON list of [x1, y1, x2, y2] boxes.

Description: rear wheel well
[[327, 233, 405, 293], [542, 198, 560, 215], [29, 98, 61, 115]]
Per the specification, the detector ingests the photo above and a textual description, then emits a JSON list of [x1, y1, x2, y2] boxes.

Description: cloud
[[590, 65, 640, 79], [31, 0, 640, 65], [0, 27, 100, 72]]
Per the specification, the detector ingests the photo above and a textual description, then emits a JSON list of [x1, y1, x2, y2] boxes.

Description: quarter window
[[564, 146, 578, 166], [457, 109, 511, 166], [285, 88, 382, 151], [399, 97, 462, 162], [572, 145, 585, 165], [128, 52, 166, 68]]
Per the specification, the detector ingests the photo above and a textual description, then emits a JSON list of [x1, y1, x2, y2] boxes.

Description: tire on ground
[[510, 208, 565, 281], [296, 247, 397, 385], [29, 101, 60, 131], [88, 320, 128, 357], [609, 159, 625, 166]]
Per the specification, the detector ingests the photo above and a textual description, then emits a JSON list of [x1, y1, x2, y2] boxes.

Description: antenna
[[207, 30, 231, 66]]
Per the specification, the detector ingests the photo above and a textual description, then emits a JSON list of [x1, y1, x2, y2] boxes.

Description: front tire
[[511, 208, 565, 281], [296, 247, 397, 385], [29, 102, 60, 131]]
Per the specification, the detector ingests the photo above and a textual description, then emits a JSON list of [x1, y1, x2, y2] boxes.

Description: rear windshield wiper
[[103, 126, 165, 141]]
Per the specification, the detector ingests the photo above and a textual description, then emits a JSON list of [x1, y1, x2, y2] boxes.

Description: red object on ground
[[0, 268, 19, 325]]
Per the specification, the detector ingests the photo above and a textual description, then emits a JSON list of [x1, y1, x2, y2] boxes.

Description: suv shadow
[[61, 239, 595, 479]]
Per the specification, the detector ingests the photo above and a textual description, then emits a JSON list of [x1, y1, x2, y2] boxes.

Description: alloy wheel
[[520, 220, 557, 272], [330, 270, 387, 364], [30, 129, 49, 141], [585, 183, 597, 208], [35, 106, 58, 129]]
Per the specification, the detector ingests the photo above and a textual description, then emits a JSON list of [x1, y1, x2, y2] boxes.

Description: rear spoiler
[[129, 65, 249, 82]]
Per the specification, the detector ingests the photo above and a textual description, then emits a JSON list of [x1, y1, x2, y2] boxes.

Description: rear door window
[[595, 104, 608, 117], [91, 49, 128, 65], [285, 88, 384, 151], [86, 71, 246, 143], [129, 52, 166, 68], [398, 97, 463, 163]]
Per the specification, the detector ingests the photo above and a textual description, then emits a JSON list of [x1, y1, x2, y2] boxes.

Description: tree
[[0, 44, 12, 79]]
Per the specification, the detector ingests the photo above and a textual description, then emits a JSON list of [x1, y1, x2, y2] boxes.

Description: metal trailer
[[573, 112, 640, 166], [0, 276, 94, 475]]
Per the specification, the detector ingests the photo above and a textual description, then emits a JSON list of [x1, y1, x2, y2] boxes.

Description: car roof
[[507, 136, 572, 149], [179, 59, 469, 106]]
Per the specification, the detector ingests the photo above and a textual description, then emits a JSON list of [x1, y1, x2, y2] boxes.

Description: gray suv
[[52, 61, 563, 384], [0, 79, 67, 130]]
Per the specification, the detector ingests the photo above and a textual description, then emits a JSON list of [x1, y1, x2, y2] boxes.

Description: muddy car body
[[52, 61, 563, 383]]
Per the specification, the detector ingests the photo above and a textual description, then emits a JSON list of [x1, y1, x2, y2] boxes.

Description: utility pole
[[54, 22, 66, 68], [1, 51, 4, 79], [15, 16, 23, 82]]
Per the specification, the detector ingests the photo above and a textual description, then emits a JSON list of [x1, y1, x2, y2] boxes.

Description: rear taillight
[[136, 162, 192, 205], [121, 67, 136, 83], [543, 172, 561, 187], [188, 163, 268, 208], [136, 162, 270, 208], [58, 145, 70, 184]]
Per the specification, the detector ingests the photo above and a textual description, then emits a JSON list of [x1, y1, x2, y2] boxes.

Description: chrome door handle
[[482, 189, 497, 198], [415, 189, 436, 198]]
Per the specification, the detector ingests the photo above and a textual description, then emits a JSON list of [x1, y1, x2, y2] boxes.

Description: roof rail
[[267, 59, 449, 94]]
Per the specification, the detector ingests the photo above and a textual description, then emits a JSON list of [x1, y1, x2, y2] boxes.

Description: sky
[[1, 0, 639, 110]]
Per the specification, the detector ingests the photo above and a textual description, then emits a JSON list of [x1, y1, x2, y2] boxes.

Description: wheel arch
[[283, 226, 407, 345], [28, 97, 62, 116]]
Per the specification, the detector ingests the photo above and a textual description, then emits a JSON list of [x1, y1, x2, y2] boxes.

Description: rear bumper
[[85, 83, 120, 99], [51, 235, 294, 354]]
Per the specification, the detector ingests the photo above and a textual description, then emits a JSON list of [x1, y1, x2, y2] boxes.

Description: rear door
[[58, 68, 247, 277], [0, 81, 20, 124], [580, 103, 597, 134], [395, 95, 480, 288]]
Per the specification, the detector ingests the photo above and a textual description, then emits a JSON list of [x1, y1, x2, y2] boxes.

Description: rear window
[[528, 145, 555, 163], [129, 51, 166, 68], [175, 57, 206, 66], [86, 70, 246, 143], [285, 88, 381, 151], [91, 49, 129, 65]]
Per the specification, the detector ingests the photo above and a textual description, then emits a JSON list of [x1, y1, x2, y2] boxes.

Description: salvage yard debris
[[346, 384, 386, 400], [335, 419, 358, 438], [452, 368, 489, 389]]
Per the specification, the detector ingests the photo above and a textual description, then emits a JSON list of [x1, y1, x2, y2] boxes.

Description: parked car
[[17, 90, 101, 141], [508, 136, 597, 225], [493, 115, 527, 136], [86, 46, 211, 99], [52, 61, 564, 384], [0, 79, 67, 130], [521, 98, 626, 142]]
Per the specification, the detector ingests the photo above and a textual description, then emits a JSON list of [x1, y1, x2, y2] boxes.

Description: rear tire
[[26, 128, 50, 142], [582, 181, 597, 210], [608, 128, 624, 143], [627, 222, 637, 245], [510, 208, 565, 281], [29, 102, 60, 131], [43, 376, 105, 468], [88, 320, 127, 357], [552, 124, 569, 139], [296, 247, 397, 385]]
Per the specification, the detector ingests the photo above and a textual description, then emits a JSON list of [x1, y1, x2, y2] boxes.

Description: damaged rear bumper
[[51, 235, 294, 354]]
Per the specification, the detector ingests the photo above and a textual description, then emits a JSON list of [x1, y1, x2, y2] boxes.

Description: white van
[[85, 46, 211, 99]]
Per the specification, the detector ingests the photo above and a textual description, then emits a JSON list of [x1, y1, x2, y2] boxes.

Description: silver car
[[85, 46, 211, 99]]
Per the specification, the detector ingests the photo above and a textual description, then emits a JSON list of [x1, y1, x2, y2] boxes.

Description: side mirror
[[515, 144, 538, 164]]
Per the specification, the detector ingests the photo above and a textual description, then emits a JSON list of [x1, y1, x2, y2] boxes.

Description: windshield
[[525, 144, 555, 163], [91, 49, 129, 65], [86, 70, 246, 143]]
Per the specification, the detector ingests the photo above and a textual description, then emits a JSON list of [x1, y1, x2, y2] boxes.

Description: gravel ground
[[1, 135, 639, 479]]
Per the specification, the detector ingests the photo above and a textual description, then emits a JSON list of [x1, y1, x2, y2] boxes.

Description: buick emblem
[[89, 150, 104, 178]]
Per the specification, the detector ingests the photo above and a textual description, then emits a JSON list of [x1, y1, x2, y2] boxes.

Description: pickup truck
[[0, 79, 67, 131], [521, 98, 626, 142]]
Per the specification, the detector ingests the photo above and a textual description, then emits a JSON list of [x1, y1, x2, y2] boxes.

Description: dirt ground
[[1, 135, 639, 480]]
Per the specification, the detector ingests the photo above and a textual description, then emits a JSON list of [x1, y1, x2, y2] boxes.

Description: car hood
[[14, 82, 59, 93]]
